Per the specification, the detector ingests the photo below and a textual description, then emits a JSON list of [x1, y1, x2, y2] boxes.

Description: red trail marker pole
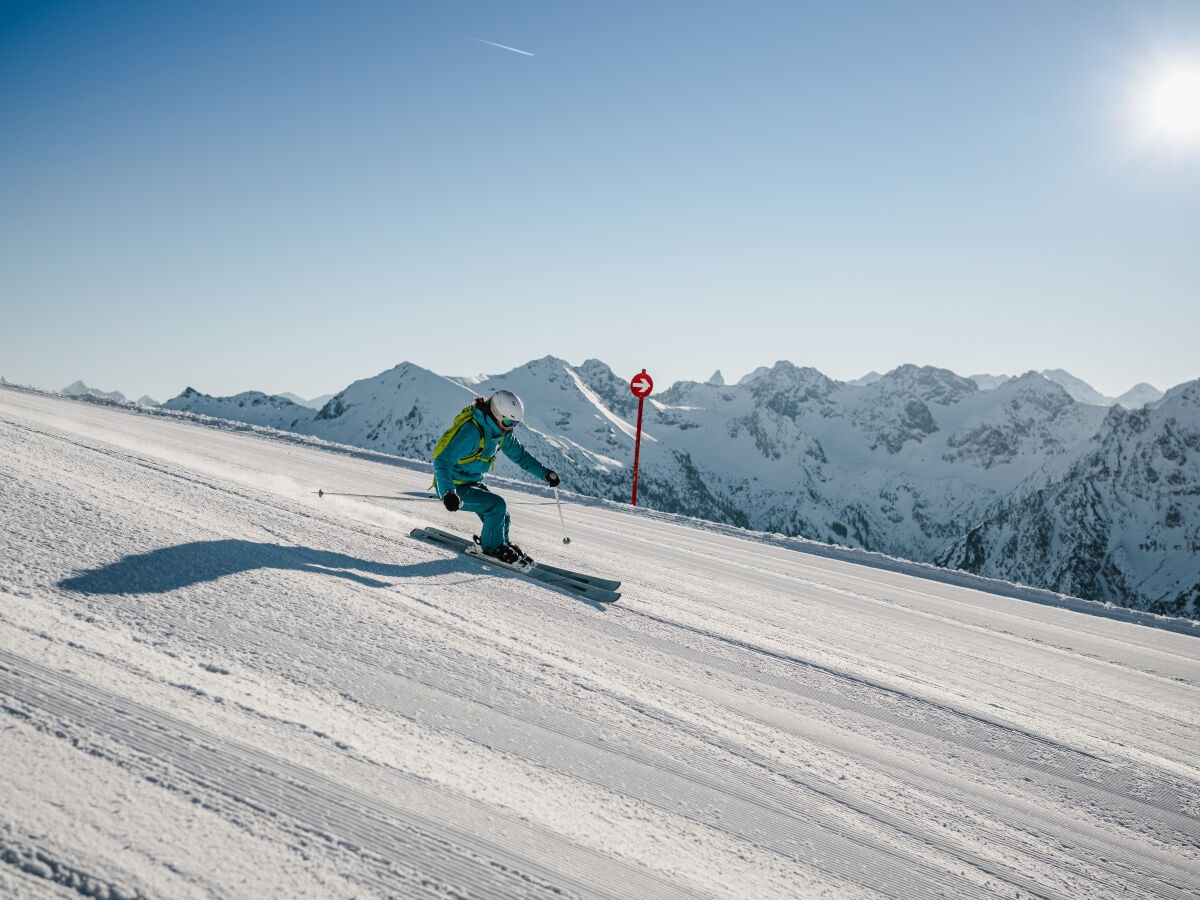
[[629, 369, 653, 506]]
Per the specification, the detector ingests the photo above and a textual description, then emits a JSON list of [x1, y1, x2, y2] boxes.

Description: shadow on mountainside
[[58, 540, 461, 595]]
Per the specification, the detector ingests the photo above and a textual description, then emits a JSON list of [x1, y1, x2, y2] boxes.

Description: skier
[[432, 390, 560, 565]]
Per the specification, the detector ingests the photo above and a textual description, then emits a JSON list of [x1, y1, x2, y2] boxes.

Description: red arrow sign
[[630, 371, 654, 398], [629, 370, 653, 506]]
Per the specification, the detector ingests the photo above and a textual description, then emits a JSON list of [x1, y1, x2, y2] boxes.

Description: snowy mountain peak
[[723, 365, 840, 439], [1155, 378, 1200, 411], [1004, 371, 1075, 406], [871, 365, 978, 407], [1116, 383, 1164, 409], [573, 359, 640, 420], [742, 360, 838, 400], [1041, 368, 1108, 406], [848, 371, 883, 386], [494, 355, 576, 383], [63, 380, 126, 402]]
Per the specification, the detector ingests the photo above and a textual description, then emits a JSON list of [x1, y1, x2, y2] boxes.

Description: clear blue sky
[[3, 0, 1198, 402]]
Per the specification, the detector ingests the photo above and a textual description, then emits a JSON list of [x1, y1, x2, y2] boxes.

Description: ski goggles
[[500, 416, 521, 430]]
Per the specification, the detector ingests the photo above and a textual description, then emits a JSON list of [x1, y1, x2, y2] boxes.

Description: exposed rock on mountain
[[939, 382, 1200, 618]]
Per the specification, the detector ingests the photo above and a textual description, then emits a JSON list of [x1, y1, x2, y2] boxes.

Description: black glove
[[545, 470, 560, 487], [442, 491, 461, 512]]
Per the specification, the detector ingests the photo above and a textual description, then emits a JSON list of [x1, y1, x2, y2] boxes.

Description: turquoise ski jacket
[[432, 403, 551, 497]]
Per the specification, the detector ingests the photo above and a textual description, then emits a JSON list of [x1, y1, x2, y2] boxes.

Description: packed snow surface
[[2, 386, 1198, 898]]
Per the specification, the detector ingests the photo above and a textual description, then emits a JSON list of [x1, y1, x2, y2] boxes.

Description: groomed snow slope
[[2, 386, 1198, 899]]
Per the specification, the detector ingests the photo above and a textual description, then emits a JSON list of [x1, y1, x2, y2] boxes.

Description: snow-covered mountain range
[[969, 370, 1165, 407], [63, 380, 159, 408], [161, 358, 1199, 618], [855, 369, 1164, 406]]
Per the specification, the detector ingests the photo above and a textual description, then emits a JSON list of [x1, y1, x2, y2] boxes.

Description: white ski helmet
[[488, 390, 525, 429]]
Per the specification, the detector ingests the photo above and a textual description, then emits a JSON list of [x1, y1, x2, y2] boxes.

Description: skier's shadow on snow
[[58, 540, 460, 595]]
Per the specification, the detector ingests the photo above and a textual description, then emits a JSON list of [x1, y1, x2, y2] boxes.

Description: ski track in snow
[[2, 385, 1199, 898]]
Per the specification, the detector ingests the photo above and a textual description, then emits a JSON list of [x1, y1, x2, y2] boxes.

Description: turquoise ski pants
[[456, 483, 511, 553]]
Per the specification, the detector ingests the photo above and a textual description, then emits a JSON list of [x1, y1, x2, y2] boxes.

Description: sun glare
[[1133, 57, 1200, 150]]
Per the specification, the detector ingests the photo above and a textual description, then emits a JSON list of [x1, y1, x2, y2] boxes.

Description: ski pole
[[554, 488, 571, 544], [314, 489, 434, 500]]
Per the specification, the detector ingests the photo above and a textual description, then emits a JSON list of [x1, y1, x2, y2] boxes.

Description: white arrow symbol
[[632, 375, 652, 394]]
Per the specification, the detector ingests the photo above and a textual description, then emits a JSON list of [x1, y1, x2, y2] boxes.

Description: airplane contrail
[[471, 37, 534, 57]]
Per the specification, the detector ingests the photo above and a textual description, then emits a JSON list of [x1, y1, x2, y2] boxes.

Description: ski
[[410, 527, 621, 604], [523, 558, 622, 592], [462, 530, 621, 591]]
